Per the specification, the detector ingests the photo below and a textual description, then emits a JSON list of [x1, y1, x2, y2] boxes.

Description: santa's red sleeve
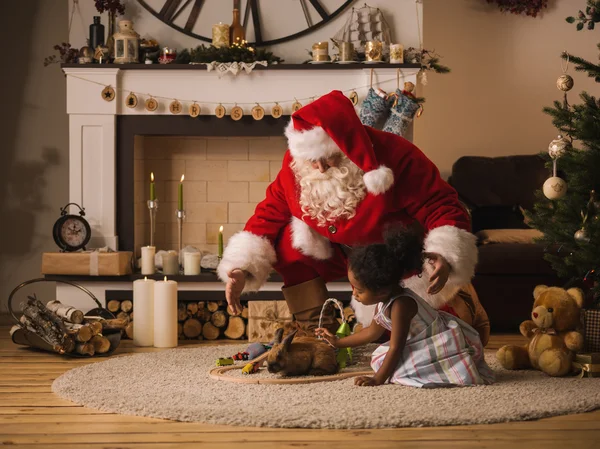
[[391, 145, 478, 307], [216, 155, 292, 293]]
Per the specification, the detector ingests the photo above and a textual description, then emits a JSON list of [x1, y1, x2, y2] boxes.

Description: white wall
[[69, 0, 422, 63]]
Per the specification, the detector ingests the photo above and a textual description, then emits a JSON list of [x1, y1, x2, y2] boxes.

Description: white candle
[[154, 276, 178, 348], [141, 246, 156, 275], [184, 252, 201, 275], [162, 251, 179, 275], [133, 276, 154, 347]]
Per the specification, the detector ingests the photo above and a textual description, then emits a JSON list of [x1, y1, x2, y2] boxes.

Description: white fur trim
[[216, 231, 277, 293], [403, 225, 478, 308], [290, 217, 333, 260], [285, 121, 341, 161], [363, 166, 394, 195], [350, 297, 378, 327]]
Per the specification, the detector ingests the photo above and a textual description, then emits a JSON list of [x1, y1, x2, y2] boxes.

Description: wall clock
[[137, 0, 355, 47]]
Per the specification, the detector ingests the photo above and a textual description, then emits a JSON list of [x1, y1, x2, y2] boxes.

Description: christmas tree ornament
[[557, 74, 574, 92], [291, 99, 302, 112], [189, 102, 200, 118], [231, 105, 243, 121], [125, 92, 138, 108], [169, 100, 182, 114], [548, 135, 571, 159], [145, 97, 158, 112], [271, 103, 283, 118], [574, 227, 590, 243], [215, 104, 226, 118], [348, 91, 359, 106], [543, 176, 567, 200], [101, 86, 115, 102], [251, 104, 265, 120]]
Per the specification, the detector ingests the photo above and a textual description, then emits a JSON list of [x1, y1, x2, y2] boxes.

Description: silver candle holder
[[177, 209, 186, 270], [147, 199, 159, 247]]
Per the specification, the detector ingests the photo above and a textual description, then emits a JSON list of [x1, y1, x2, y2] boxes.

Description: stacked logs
[[107, 299, 134, 340], [11, 296, 114, 356], [179, 301, 248, 341]]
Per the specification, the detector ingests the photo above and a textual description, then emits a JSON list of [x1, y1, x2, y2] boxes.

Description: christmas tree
[[528, 1, 600, 299]]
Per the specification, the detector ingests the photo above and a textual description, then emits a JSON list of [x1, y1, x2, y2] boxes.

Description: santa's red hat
[[284, 90, 394, 195]]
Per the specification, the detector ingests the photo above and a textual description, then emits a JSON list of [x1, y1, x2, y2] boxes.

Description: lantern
[[113, 20, 139, 64]]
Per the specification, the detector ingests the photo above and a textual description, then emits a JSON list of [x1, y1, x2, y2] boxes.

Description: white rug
[[51, 344, 600, 428]]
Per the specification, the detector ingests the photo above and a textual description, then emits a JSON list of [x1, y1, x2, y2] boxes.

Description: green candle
[[150, 172, 156, 201], [178, 174, 184, 210], [218, 226, 224, 258]]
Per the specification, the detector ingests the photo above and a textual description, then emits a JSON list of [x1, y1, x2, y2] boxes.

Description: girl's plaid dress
[[371, 289, 495, 387]]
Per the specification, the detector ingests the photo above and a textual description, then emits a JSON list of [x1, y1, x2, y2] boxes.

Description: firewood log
[[75, 343, 95, 356], [206, 302, 219, 313], [217, 300, 226, 307], [187, 302, 198, 316], [202, 322, 220, 340], [227, 305, 241, 316], [46, 300, 84, 324], [117, 311, 130, 322], [224, 316, 245, 340], [89, 321, 103, 336], [197, 301, 205, 310], [65, 323, 93, 343], [99, 318, 128, 331], [120, 300, 133, 313], [178, 303, 188, 321], [125, 322, 134, 339], [22, 297, 70, 353], [90, 335, 111, 354], [201, 311, 212, 324], [241, 306, 249, 319], [211, 310, 227, 328], [183, 318, 202, 339], [129, 311, 134, 321], [107, 300, 121, 313], [178, 323, 183, 336]]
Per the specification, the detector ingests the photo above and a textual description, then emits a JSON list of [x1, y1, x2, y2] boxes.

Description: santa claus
[[217, 90, 489, 344]]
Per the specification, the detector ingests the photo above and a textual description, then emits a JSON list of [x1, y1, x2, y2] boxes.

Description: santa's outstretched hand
[[424, 252, 450, 295], [225, 269, 246, 315]]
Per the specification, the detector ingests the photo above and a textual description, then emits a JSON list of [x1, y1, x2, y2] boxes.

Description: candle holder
[[176, 209, 186, 270], [147, 199, 159, 247]]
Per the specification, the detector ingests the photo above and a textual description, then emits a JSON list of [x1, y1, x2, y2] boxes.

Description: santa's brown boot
[[282, 277, 338, 336], [447, 283, 491, 347]]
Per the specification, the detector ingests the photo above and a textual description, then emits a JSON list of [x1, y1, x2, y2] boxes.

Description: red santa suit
[[218, 90, 483, 335]]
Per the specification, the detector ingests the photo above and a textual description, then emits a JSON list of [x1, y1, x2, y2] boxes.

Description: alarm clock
[[52, 203, 91, 252]]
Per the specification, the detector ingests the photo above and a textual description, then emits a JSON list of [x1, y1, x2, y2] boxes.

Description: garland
[[404, 47, 450, 74], [486, 0, 548, 17], [175, 42, 284, 65]]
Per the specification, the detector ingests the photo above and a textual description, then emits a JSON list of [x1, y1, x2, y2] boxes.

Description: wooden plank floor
[[0, 319, 599, 449]]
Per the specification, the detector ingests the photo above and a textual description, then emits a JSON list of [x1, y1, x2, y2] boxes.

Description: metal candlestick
[[177, 209, 186, 269], [147, 199, 159, 247]]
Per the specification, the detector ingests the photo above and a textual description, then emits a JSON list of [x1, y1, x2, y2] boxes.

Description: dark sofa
[[448, 155, 562, 332]]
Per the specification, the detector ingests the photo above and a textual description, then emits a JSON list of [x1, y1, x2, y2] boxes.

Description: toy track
[[209, 352, 373, 384]]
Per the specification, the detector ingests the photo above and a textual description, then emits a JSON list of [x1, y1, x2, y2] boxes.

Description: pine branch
[[561, 52, 600, 82]]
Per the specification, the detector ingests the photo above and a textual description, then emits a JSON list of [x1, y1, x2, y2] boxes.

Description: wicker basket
[[8, 278, 121, 357]]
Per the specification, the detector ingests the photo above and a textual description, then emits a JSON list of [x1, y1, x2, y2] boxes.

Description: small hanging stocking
[[382, 89, 420, 137], [358, 71, 390, 127]]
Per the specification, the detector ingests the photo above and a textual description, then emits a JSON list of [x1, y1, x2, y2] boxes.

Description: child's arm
[[315, 320, 386, 348], [356, 296, 417, 386]]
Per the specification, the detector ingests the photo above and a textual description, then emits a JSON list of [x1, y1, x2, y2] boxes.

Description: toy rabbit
[[266, 328, 338, 377]]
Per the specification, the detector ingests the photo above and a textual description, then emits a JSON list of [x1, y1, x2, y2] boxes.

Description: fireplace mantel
[[63, 64, 421, 250]]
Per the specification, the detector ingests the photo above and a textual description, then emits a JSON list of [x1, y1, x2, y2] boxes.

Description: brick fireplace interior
[[117, 115, 288, 257]]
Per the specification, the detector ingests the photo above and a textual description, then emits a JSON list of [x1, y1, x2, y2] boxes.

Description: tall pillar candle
[[178, 174, 184, 210], [154, 276, 178, 348], [184, 252, 201, 275], [141, 246, 156, 275], [218, 226, 224, 258], [133, 277, 155, 347]]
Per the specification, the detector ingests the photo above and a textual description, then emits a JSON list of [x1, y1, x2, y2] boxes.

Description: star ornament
[[101, 86, 116, 102]]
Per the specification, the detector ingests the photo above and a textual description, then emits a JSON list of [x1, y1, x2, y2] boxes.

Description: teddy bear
[[496, 285, 584, 377]]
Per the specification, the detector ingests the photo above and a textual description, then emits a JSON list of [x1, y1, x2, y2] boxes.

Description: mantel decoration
[[175, 42, 283, 76], [485, 0, 548, 17]]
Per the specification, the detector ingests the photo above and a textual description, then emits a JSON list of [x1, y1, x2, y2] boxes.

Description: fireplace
[[59, 64, 420, 309]]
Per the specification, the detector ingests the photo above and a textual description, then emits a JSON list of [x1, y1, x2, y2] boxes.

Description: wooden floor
[[0, 319, 599, 449]]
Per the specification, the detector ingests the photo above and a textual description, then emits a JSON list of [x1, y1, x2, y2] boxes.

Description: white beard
[[290, 156, 367, 227]]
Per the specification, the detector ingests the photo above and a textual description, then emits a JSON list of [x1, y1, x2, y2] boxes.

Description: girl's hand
[[354, 376, 382, 387], [314, 328, 338, 348]]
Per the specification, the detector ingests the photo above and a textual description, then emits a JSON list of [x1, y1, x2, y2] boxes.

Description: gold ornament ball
[[543, 176, 567, 200], [574, 228, 590, 243], [556, 74, 574, 92], [548, 135, 571, 159]]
